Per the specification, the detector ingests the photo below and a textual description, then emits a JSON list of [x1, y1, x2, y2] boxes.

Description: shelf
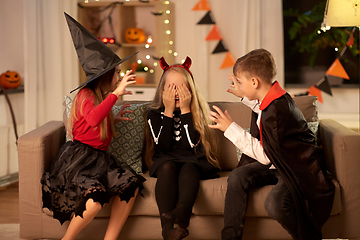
[[78, 0, 174, 87], [0, 85, 24, 95]]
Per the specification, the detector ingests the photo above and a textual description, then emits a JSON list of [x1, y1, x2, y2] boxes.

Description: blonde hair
[[144, 67, 220, 168], [68, 68, 117, 141], [233, 48, 277, 84]]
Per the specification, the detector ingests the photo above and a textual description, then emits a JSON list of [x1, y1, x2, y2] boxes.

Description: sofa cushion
[[93, 171, 341, 218]]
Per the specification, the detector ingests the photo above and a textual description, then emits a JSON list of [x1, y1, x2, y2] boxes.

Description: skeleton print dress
[[147, 107, 219, 180]]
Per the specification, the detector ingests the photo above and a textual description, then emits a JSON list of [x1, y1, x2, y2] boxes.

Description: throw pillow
[[108, 103, 149, 173], [64, 95, 149, 173]]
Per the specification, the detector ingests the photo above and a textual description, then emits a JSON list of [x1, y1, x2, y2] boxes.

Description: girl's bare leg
[[104, 188, 139, 240], [62, 198, 102, 240]]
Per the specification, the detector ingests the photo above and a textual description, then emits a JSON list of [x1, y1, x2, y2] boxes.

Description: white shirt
[[224, 97, 275, 168]]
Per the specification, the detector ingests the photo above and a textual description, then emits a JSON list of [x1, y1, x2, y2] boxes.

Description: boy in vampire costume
[[209, 49, 335, 240]]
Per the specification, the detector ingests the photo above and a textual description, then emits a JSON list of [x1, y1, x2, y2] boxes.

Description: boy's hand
[[163, 83, 176, 117], [208, 105, 233, 132], [227, 73, 245, 99], [113, 70, 136, 97], [177, 84, 191, 114], [114, 103, 133, 124]]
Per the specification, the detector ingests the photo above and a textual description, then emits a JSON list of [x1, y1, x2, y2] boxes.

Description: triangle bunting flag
[[192, 0, 211, 11], [220, 52, 236, 69], [308, 85, 323, 104], [346, 33, 354, 46], [197, 11, 215, 24], [315, 76, 332, 96], [326, 58, 350, 80], [206, 25, 222, 41], [212, 40, 228, 54]]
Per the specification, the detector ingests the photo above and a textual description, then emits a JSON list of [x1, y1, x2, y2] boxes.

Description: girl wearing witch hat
[[40, 13, 145, 240], [144, 56, 220, 240]]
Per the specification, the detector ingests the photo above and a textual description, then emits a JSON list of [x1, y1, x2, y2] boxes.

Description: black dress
[[147, 107, 219, 180], [41, 140, 145, 225]]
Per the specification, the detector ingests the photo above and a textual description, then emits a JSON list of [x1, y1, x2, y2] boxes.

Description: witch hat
[[64, 12, 138, 93]]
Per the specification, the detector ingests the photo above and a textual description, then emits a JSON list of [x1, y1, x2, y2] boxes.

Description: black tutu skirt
[[41, 140, 145, 225]]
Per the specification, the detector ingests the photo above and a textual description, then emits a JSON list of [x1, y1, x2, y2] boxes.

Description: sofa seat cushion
[[93, 171, 341, 219]]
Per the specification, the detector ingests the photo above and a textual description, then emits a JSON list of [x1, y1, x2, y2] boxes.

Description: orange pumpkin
[[125, 28, 146, 44], [0, 71, 22, 89]]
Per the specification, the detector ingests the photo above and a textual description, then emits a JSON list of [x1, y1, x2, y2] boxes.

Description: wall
[[0, 0, 25, 180], [0, 0, 358, 130]]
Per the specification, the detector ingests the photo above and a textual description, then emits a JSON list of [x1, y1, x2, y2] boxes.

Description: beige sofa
[[17, 96, 360, 240]]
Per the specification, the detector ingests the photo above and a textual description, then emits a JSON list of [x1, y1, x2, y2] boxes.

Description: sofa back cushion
[[209, 95, 319, 171], [65, 95, 318, 173]]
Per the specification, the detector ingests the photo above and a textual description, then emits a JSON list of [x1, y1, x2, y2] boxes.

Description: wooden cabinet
[[78, 0, 175, 88]]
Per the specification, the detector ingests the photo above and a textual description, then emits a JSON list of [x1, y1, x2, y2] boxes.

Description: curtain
[[23, 0, 78, 133], [173, 0, 284, 101]]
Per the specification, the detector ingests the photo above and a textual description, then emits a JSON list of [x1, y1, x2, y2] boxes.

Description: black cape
[[239, 88, 335, 240]]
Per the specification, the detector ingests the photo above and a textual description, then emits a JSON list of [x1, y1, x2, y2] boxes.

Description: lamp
[[322, 0, 360, 132], [323, 0, 360, 27]]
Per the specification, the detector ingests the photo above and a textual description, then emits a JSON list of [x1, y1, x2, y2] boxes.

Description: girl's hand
[[177, 84, 191, 114], [227, 73, 245, 99], [114, 103, 133, 124], [163, 83, 176, 117], [208, 105, 233, 132], [112, 70, 136, 97]]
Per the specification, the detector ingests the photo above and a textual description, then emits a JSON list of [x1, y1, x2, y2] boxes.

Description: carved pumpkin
[[125, 28, 146, 44], [0, 71, 22, 89]]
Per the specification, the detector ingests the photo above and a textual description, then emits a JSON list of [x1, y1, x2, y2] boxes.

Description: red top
[[72, 88, 118, 151]]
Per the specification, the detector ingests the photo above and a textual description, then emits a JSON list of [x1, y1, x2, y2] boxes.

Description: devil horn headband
[[159, 56, 193, 76]]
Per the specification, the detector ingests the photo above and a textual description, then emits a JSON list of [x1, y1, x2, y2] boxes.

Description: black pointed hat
[[64, 12, 138, 93]]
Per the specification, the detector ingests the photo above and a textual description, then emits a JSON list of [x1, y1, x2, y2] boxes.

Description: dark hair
[[233, 48, 276, 84]]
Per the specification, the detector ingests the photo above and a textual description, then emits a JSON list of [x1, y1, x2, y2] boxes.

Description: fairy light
[[168, 50, 173, 54], [154, 62, 158, 67], [150, 69, 154, 73], [84, 0, 89, 3], [166, 30, 171, 35], [335, 47, 339, 51], [121, 72, 125, 77], [166, 10, 171, 14], [137, 59, 142, 64], [173, 52, 178, 57], [164, 19, 170, 24], [145, 44, 150, 49], [317, 30, 321, 34], [165, 1, 170, 4], [144, 67, 149, 71], [169, 40, 173, 45], [146, 55, 151, 59]]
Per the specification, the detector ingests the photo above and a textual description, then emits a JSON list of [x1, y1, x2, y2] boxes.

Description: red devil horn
[[159, 57, 169, 71], [182, 56, 192, 70]]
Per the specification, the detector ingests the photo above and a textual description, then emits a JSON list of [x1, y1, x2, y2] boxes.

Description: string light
[[169, 40, 173, 45], [165, 1, 170, 4], [166, 10, 170, 14], [154, 62, 158, 67], [166, 30, 171, 35], [173, 52, 178, 57], [335, 47, 339, 51], [164, 19, 170, 24], [145, 44, 150, 49], [146, 55, 151, 59]]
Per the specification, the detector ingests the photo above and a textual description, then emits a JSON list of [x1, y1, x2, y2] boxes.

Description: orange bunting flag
[[192, 0, 211, 11], [206, 25, 222, 41], [220, 52, 236, 69], [326, 58, 350, 80], [308, 85, 323, 104], [347, 33, 354, 46]]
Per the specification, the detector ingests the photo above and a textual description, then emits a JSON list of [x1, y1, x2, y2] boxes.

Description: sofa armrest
[[17, 121, 65, 238], [319, 119, 360, 238]]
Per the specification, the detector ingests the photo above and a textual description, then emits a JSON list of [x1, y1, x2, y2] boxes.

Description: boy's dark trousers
[[221, 162, 298, 240]]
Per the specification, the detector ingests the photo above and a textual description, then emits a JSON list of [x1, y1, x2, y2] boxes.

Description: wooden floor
[[0, 182, 19, 224]]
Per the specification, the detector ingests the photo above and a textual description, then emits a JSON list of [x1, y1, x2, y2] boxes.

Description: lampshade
[[325, 0, 360, 27]]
